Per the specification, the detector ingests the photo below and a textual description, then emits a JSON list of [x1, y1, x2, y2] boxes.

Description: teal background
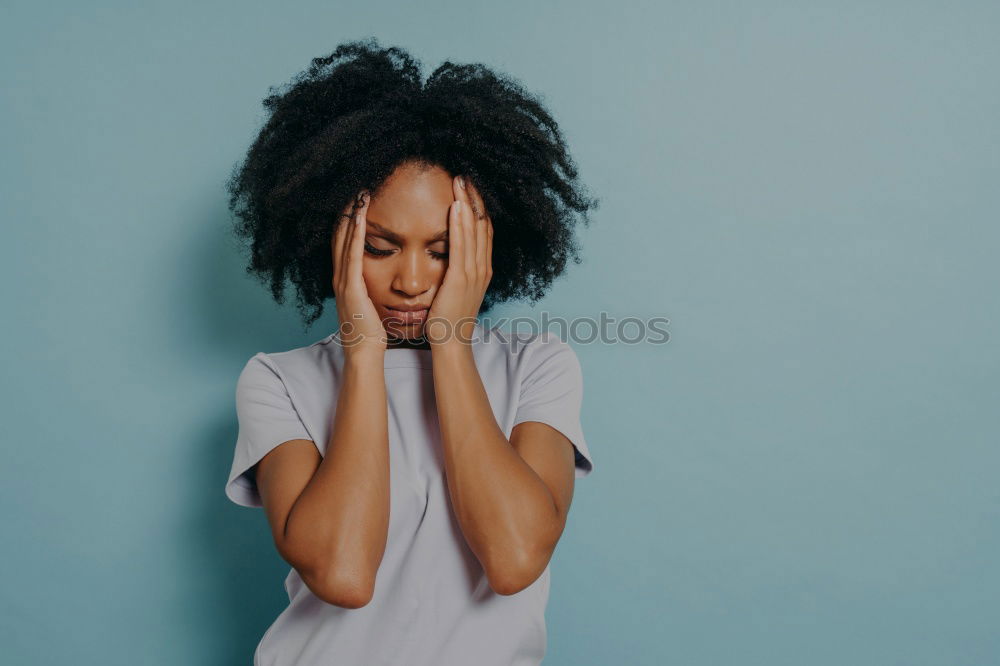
[[2, 1, 998, 664]]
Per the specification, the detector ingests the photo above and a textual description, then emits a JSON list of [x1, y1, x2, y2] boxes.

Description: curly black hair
[[226, 37, 600, 329]]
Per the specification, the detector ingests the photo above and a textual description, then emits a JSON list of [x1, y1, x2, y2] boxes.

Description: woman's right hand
[[332, 191, 387, 359]]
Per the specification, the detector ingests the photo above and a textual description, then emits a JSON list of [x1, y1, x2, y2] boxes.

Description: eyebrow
[[366, 220, 449, 243]]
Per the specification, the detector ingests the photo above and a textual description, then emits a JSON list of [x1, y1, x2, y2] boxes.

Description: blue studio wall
[[2, 1, 998, 664]]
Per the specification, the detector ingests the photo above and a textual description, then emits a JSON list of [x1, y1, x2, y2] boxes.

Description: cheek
[[360, 261, 387, 290], [431, 265, 447, 286]]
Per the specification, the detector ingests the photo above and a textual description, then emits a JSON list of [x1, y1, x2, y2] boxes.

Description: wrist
[[424, 316, 477, 347], [429, 336, 475, 359], [343, 346, 386, 368]]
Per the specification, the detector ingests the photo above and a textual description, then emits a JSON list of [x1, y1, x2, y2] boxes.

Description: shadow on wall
[[189, 416, 291, 665]]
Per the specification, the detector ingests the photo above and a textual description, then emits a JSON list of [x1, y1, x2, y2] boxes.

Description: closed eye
[[363, 242, 394, 257], [364, 242, 449, 261]]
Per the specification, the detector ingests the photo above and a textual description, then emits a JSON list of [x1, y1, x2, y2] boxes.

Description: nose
[[390, 248, 435, 297]]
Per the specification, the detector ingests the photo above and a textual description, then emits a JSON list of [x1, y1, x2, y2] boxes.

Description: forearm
[[431, 342, 560, 592], [284, 353, 390, 597]]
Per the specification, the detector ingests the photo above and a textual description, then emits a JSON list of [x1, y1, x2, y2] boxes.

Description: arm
[[256, 191, 392, 608], [425, 175, 577, 594], [431, 342, 577, 595], [256, 352, 389, 608]]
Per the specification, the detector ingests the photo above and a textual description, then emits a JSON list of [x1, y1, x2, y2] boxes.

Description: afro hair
[[226, 37, 599, 329]]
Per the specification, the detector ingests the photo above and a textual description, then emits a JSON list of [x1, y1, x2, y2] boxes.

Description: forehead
[[366, 162, 453, 239]]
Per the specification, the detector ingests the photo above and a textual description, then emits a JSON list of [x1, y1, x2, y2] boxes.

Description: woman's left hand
[[426, 174, 493, 346]]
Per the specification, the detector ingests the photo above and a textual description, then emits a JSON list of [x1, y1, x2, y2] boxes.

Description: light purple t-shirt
[[225, 321, 594, 666]]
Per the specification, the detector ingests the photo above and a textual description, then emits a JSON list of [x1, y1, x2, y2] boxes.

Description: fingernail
[[458, 175, 465, 189]]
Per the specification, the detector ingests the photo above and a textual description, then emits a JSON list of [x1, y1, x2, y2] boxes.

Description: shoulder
[[474, 323, 584, 382], [237, 333, 341, 388]]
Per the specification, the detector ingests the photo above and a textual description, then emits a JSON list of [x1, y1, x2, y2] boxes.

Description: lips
[[384, 306, 429, 324]]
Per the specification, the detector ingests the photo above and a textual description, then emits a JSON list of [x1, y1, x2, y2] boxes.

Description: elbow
[[305, 566, 376, 609], [487, 565, 539, 597], [484, 548, 549, 596], [487, 573, 529, 597], [276, 537, 377, 609], [292, 555, 376, 609], [317, 582, 375, 609]]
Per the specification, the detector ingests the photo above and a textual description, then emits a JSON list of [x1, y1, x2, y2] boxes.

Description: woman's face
[[354, 161, 453, 341]]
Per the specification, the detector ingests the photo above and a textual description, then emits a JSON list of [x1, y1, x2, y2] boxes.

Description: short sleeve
[[512, 336, 594, 478], [225, 352, 314, 508]]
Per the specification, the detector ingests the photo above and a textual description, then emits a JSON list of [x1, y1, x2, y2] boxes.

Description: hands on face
[[331, 191, 388, 357], [425, 175, 494, 346], [332, 174, 494, 354]]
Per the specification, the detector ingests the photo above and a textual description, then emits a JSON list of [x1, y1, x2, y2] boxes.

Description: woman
[[224, 38, 598, 666]]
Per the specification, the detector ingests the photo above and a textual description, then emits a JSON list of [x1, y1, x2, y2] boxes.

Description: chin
[[383, 322, 426, 341]]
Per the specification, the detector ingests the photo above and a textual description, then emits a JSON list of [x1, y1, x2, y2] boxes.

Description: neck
[[386, 336, 431, 350]]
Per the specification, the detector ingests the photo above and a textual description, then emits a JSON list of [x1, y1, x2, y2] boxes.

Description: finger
[[342, 192, 363, 287], [461, 189, 475, 282], [334, 201, 353, 290], [463, 179, 492, 283], [485, 217, 493, 280], [475, 212, 488, 281], [349, 192, 369, 287], [462, 178, 488, 281], [452, 176, 474, 280], [337, 197, 358, 288], [464, 178, 487, 222], [448, 198, 464, 277], [464, 182, 483, 275]]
